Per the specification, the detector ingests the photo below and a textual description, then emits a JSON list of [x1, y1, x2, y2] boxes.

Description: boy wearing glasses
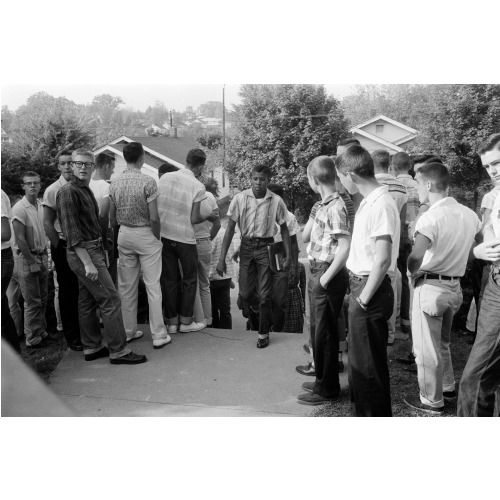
[[12, 171, 50, 348], [57, 149, 147, 365]]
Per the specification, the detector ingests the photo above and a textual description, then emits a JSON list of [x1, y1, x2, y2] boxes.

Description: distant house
[[350, 115, 418, 154], [93, 135, 230, 201], [1, 128, 13, 145]]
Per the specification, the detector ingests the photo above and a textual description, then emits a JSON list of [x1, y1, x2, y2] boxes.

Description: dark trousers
[[210, 278, 232, 329], [397, 238, 412, 322], [238, 239, 274, 335], [161, 238, 198, 324], [1, 248, 20, 353], [272, 270, 289, 332], [348, 274, 393, 417], [51, 240, 81, 345], [310, 262, 349, 398]]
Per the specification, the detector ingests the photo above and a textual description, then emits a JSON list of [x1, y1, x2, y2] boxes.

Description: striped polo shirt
[[375, 173, 409, 214], [397, 174, 420, 224]]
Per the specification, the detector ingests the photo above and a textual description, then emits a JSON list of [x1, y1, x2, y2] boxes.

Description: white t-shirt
[[89, 179, 110, 215], [415, 197, 481, 277], [194, 192, 218, 239], [488, 190, 500, 239], [1, 189, 13, 251], [346, 186, 400, 276]]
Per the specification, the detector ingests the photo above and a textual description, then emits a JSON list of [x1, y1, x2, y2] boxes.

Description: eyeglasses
[[23, 182, 41, 186], [72, 161, 95, 168]]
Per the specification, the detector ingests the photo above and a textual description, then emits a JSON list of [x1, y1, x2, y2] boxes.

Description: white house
[[350, 115, 418, 154], [93, 135, 230, 201]]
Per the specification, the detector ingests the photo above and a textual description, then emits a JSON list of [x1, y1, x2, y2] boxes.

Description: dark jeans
[[310, 262, 349, 398], [239, 238, 274, 335], [307, 275, 315, 349], [348, 274, 393, 417], [210, 278, 232, 329], [66, 240, 129, 358], [397, 238, 412, 322], [1, 248, 20, 353], [272, 270, 289, 332], [51, 240, 81, 345], [458, 270, 500, 417], [161, 238, 198, 324]]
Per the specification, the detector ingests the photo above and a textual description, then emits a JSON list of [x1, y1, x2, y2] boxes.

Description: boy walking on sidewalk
[[297, 157, 350, 405], [404, 163, 481, 414], [336, 145, 400, 417]]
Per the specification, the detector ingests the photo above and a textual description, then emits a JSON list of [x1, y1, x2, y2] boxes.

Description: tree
[[197, 101, 224, 119], [1, 106, 15, 132], [225, 84, 349, 216]]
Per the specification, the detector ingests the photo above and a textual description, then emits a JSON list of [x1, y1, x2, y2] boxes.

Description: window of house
[[376, 124, 384, 134]]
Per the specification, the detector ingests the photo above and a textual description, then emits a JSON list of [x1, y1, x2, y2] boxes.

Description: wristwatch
[[356, 296, 368, 311]]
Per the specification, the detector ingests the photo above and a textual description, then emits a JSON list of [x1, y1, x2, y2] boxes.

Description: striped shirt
[[109, 168, 158, 227], [375, 173, 409, 213], [209, 228, 238, 281], [227, 188, 287, 238], [157, 169, 206, 244], [307, 192, 350, 263], [339, 190, 356, 230], [397, 174, 420, 224]]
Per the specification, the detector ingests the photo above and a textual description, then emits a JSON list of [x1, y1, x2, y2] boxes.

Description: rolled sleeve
[[275, 198, 287, 226], [414, 213, 435, 244], [145, 179, 159, 203], [57, 188, 82, 248], [327, 204, 350, 236], [369, 204, 397, 240], [194, 186, 206, 204], [227, 195, 240, 223], [42, 184, 57, 210]]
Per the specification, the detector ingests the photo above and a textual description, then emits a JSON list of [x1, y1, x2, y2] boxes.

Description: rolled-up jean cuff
[[109, 345, 131, 360], [180, 315, 193, 325], [166, 316, 179, 326]]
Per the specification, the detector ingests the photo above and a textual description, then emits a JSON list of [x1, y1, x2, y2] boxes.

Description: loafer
[[126, 330, 144, 343], [296, 363, 315, 376], [297, 392, 339, 405], [301, 381, 315, 394], [110, 352, 147, 365], [396, 353, 416, 365], [67, 339, 84, 351], [257, 336, 269, 349], [403, 363, 418, 373], [404, 395, 443, 415], [443, 390, 457, 400], [179, 321, 206, 333], [84, 347, 110, 361], [153, 334, 172, 349], [303, 343, 311, 355]]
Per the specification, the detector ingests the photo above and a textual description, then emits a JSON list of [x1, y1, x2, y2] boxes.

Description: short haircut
[[158, 163, 178, 178], [392, 151, 411, 172], [8, 194, 22, 206], [268, 183, 284, 198], [57, 149, 73, 162], [371, 149, 390, 171], [417, 162, 450, 191], [21, 171, 40, 183], [337, 137, 360, 148], [478, 133, 500, 155], [307, 156, 337, 185], [123, 142, 144, 164], [203, 176, 220, 197], [186, 148, 206, 168], [95, 152, 115, 169], [72, 148, 94, 161], [411, 154, 442, 166], [335, 144, 375, 179], [251, 164, 272, 179]]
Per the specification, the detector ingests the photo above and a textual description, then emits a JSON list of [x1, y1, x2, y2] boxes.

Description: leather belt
[[420, 273, 461, 281]]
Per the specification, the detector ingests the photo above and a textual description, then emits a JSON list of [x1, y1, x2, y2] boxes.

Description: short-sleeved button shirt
[[415, 197, 481, 277], [346, 185, 400, 276], [375, 173, 409, 214], [480, 185, 500, 216], [11, 197, 46, 252], [1, 189, 13, 250], [109, 168, 158, 227], [42, 175, 69, 240], [307, 192, 350, 263], [89, 179, 110, 215], [227, 188, 287, 238], [194, 191, 218, 239], [489, 190, 500, 238], [274, 210, 299, 243], [397, 174, 420, 224], [158, 168, 206, 244]]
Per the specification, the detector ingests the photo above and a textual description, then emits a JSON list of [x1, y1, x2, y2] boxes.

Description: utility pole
[[222, 84, 226, 187]]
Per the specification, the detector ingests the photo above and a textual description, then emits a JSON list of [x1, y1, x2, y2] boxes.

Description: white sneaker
[[179, 321, 206, 333], [153, 334, 172, 350], [126, 330, 144, 342], [167, 325, 178, 334]]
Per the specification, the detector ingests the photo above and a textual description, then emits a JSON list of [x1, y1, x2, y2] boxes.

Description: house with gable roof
[[350, 115, 418, 154], [93, 135, 230, 201]]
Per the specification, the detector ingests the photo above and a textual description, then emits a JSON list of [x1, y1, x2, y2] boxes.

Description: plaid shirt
[[227, 188, 287, 238], [56, 177, 101, 248], [397, 174, 419, 224], [110, 168, 159, 227], [307, 192, 350, 263]]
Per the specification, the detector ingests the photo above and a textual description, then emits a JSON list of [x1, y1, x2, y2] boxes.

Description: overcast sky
[[1, 84, 355, 113]]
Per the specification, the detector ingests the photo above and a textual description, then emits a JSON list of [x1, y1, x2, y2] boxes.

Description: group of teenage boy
[[1, 132, 499, 417]]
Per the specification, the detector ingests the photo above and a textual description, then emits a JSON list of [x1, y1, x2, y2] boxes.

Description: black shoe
[[27, 337, 50, 350], [257, 336, 269, 349], [110, 352, 147, 365], [401, 323, 412, 334], [84, 347, 109, 361], [404, 395, 443, 415], [338, 360, 344, 373], [443, 390, 457, 400], [396, 353, 416, 365], [467, 335, 476, 345], [296, 363, 316, 376], [303, 343, 310, 355], [67, 339, 83, 351], [301, 381, 315, 394], [387, 340, 395, 346]]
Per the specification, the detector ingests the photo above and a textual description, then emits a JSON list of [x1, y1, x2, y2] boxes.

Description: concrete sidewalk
[[50, 326, 349, 417]]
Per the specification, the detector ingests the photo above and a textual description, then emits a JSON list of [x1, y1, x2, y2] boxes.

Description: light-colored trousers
[[117, 225, 167, 340], [412, 279, 462, 408], [193, 237, 212, 324], [387, 269, 401, 343], [6, 254, 23, 337]]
